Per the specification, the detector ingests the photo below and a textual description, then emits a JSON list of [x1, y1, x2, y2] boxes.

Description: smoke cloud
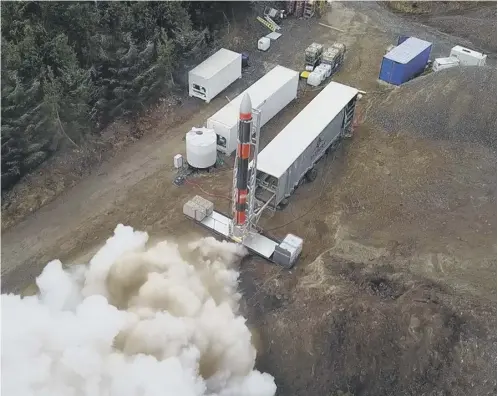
[[2, 224, 277, 396]]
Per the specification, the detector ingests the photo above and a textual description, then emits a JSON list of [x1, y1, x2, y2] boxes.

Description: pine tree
[[1, 1, 248, 191]]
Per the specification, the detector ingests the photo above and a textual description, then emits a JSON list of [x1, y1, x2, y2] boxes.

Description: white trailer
[[188, 49, 242, 103], [450, 46, 487, 66], [207, 65, 299, 155], [255, 81, 359, 210]]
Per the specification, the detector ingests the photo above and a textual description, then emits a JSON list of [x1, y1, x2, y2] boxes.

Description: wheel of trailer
[[305, 168, 318, 183], [278, 198, 289, 210]]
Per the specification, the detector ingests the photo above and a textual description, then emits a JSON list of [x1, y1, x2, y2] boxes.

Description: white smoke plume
[[2, 224, 277, 396]]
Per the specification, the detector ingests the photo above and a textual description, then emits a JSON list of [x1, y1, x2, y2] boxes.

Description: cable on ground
[[184, 179, 231, 201]]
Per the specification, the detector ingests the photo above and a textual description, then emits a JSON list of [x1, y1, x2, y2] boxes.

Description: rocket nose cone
[[240, 93, 252, 115]]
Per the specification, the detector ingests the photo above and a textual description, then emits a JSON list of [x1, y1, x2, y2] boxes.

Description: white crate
[[280, 234, 303, 262], [192, 195, 214, 216], [174, 154, 183, 169], [183, 200, 207, 221]]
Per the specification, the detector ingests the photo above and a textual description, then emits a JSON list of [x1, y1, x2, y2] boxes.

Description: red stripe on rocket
[[234, 93, 252, 226]]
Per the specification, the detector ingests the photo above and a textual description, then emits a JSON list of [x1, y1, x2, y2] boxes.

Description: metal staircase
[[295, 1, 305, 18], [286, 0, 296, 16], [304, 1, 315, 19], [343, 98, 357, 138]]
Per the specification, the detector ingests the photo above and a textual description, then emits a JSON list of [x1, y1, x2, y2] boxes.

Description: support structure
[[229, 93, 262, 242], [183, 92, 303, 269]]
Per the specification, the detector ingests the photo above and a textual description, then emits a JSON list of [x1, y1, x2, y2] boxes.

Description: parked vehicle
[[255, 81, 359, 210]]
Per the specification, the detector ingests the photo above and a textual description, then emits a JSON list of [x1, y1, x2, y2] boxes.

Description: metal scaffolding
[[229, 108, 262, 242]]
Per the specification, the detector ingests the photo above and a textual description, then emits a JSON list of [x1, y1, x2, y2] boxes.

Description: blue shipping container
[[379, 37, 432, 85]]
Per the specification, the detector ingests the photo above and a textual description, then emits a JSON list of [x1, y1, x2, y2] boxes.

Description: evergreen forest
[[1, 1, 246, 190]]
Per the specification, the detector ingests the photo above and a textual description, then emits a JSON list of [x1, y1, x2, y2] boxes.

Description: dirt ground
[[1, 2, 496, 395]]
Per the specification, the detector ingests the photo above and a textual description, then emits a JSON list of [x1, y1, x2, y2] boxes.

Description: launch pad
[[193, 209, 280, 260], [183, 93, 303, 268], [183, 198, 301, 268]]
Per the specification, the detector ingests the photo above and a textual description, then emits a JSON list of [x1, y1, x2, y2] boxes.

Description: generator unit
[[450, 46, 487, 66], [207, 66, 299, 155]]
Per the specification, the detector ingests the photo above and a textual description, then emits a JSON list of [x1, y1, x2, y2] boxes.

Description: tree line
[[1, 1, 245, 190]]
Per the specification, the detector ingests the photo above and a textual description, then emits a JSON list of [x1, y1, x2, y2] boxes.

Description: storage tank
[[186, 127, 217, 169], [207, 65, 299, 155]]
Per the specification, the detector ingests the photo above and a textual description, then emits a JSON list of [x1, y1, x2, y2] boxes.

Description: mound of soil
[[384, 2, 497, 53], [370, 67, 497, 150], [241, 254, 496, 396], [420, 4, 497, 53]]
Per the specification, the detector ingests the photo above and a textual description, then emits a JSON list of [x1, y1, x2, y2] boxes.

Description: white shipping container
[[450, 45, 487, 67], [188, 49, 242, 103], [207, 65, 299, 155]]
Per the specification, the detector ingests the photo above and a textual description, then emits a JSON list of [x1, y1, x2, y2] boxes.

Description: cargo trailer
[[188, 48, 242, 103], [207, 65, 299, 155], [379, 37, 432, 85], [254, 81, 358, 210]]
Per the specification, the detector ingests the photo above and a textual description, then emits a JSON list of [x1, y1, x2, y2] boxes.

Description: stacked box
[[183, 200, 206, 221], [192, 195, 214, 215], [273, 234, 303, 268], [183, 196, 214, 221]]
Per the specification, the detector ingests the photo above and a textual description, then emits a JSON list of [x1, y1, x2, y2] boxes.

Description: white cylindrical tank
[[186, 127, 217, 169]]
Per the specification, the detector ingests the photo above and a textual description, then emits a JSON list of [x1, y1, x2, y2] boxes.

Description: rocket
[[234, 93, 252, 226]]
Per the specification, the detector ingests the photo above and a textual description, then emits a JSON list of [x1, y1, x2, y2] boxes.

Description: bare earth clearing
[[1, 2, 496, 396]]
